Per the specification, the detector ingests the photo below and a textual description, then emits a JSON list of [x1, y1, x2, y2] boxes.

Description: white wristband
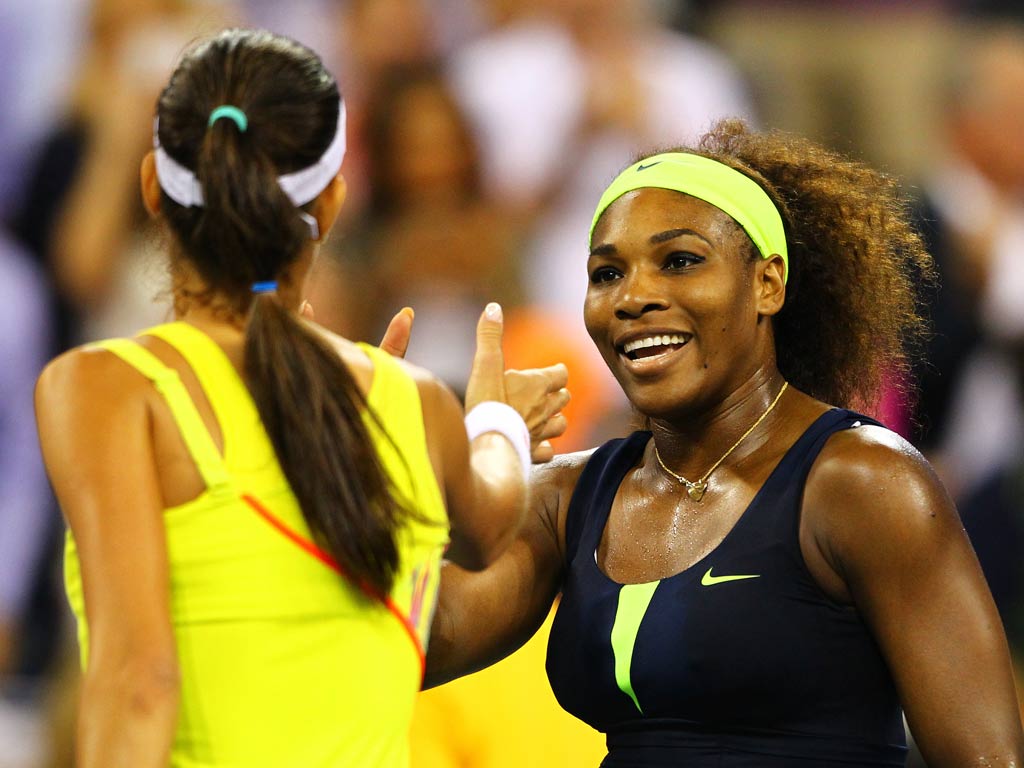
[[465, 401, 532, 482]]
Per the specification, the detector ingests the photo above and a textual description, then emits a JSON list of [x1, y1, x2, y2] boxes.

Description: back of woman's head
[[669, 120, 934, 412], [157, 29, 339, 310], [154, 29, 412, 597]]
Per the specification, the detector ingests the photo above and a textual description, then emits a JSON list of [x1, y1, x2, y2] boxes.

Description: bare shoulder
[[803, 422, 962, 594], [37, 343, 151, 414], [36, 344, 164, 528], [807, 423, 950, 519], [532, 448, 596, 495]]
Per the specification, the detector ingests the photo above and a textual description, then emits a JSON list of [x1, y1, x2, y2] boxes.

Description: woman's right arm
[[424, 452, 588, 687], [35, 349, 179, 768]]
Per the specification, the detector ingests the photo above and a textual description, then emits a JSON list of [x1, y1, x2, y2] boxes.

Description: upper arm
[[805, 427, 1024, 766], [424, 453, 587, 688], [36, 349, 176, 672], [414, 369, 472, 522]]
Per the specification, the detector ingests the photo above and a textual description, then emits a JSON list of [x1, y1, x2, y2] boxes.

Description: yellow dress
[[64, 322, 449, 767]]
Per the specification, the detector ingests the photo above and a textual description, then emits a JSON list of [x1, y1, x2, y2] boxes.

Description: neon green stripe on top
[[610, 581, 659, 714]]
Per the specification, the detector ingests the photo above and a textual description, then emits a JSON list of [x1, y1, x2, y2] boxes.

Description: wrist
[[464, 402, 531, 482]]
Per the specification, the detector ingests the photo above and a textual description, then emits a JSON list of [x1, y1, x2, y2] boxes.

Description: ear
[[140, 151, 162, 218], [754, 254, 787, 317], [312, 172, 348, 243]]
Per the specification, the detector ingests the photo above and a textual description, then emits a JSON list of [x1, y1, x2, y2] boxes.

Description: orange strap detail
[[240, 493, 426, 682]]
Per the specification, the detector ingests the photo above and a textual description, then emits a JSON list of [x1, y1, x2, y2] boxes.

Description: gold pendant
[[687, 481, 707, 502]]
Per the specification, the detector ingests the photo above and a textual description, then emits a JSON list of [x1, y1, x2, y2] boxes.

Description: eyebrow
[[650, 228, 713, 246], [590, 228, 713, 257]]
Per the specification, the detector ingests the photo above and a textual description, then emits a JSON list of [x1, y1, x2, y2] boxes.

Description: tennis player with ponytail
[[34, 29, 568, 768]]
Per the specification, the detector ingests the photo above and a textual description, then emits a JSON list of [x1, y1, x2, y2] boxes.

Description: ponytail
[[245, 297, 406, 596], [192, 122, 310, 297], [156, 29, 413, 596]]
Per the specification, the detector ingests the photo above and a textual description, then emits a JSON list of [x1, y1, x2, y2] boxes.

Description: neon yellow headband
[[590, 152, 788, 283]]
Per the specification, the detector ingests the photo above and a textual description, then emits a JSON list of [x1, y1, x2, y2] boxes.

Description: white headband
[[153, 102, 347, 239]]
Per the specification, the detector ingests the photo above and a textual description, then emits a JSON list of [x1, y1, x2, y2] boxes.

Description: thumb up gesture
[[465, 303, 570, 462]]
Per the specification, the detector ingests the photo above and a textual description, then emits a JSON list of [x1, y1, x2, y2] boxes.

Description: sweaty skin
[[423, 188, 1024, 767]]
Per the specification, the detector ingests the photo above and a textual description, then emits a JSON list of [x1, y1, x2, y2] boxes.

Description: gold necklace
[[654, 382, 789, 501]]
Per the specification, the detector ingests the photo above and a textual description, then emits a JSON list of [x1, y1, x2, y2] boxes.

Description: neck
[[170, 249, 313, 327], [648, 367, 788, 483]]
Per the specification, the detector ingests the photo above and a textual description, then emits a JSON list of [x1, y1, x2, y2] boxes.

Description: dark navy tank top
[[547, 409, 907, 767]]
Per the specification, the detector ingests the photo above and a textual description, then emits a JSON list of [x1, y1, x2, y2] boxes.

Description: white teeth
[[622, 334, 688, 354]]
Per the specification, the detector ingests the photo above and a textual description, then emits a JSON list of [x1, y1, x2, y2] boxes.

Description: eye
[[590, 266, 622, 284], [664, 251, 704, 271]]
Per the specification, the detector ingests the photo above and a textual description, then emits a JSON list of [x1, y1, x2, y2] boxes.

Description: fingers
[[537, 412, 568, 442], [464, 303, 506, 410], [505, 368, 571, 429], [379, 307, 414, 358], [534, 363, 569, 391], [532, 441, 556, 464]]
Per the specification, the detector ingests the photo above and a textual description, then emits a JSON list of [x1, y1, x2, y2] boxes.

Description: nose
[[614, 270, 669, 320]]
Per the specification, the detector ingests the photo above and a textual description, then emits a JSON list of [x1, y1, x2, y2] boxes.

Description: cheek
[[582, 287, 602, 336]]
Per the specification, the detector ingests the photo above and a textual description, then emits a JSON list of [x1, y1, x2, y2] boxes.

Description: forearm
[[425, 562, 550, 689], [425, 514, 562, 688], [77, 659, 180, 768], [446, 433, 528, 570]]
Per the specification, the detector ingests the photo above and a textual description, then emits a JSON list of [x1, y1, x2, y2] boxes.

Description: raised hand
[[504, 366, 570, 463], [465, 303, 570, 463]]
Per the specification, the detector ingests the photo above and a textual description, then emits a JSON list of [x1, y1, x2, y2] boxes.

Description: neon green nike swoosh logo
[[701, 567, 760, 586]]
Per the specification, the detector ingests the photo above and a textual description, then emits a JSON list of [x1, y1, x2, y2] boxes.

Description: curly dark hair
[[658, 119, 935, 412]]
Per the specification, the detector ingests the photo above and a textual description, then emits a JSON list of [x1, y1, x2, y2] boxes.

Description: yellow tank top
[[64, 322, 449, 767]]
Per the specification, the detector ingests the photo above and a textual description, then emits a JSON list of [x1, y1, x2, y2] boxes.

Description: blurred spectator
[[238, 0, 341, 71], [908, 24, 1024, 724], [11, 0, 231, 348], [911, 24, 1024, 498], [0, 228, 54, 768], [961, 0, 1024, 21], [0, 0, 89, 219], [332, 0, 448, 218], [450, 0, 752, 208], [308, 65, 522, 394], [701, 1, 955, 183]]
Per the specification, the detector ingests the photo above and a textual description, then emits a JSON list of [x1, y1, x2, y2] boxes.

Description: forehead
[[591, 187, 743, 251]]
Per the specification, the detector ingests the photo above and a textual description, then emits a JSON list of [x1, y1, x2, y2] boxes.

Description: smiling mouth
[[619, 334, 691, 361]]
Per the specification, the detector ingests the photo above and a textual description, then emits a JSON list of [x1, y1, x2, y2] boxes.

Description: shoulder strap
[[356, 342, 428, 459], [564, 432, 651, 564], [751, 408, 885, 545], [142, 323, 257, 467], [90, 338, 231, 492], [357, 343, 414, 409]]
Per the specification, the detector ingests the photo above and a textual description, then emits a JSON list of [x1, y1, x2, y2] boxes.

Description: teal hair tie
[[207, 105, 248, 132]]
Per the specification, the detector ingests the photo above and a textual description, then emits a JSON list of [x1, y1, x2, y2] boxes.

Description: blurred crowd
[[3, 0, 1024, 766]]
